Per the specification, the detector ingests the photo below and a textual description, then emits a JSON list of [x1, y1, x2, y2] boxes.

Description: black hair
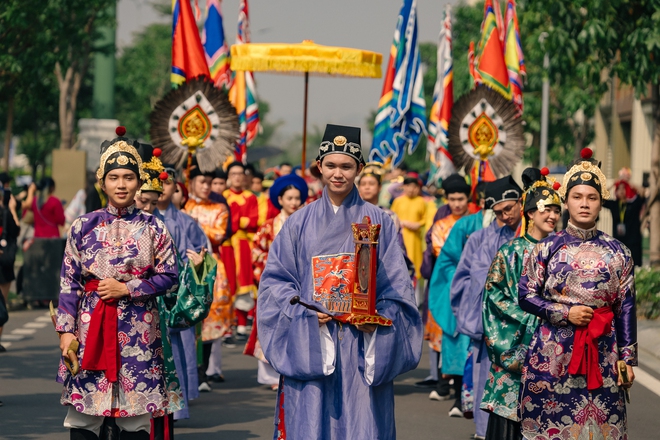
[[475, 181, 488, 202], [279, 162, 292, 168], [252, 171, 264, 181], [37, 177, 56, 192], [278, 184, 299, 199]]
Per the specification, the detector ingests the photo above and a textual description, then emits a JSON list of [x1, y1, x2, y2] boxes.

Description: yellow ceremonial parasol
[[230, 40, 382, 173]]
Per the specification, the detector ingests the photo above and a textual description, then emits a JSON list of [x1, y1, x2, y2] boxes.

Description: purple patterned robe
[[56, 204, 179, 417], [518, 223, 636, 440]]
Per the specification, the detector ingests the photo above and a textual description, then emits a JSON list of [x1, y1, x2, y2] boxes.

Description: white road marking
[[11, 328, 36, 335], [24, 322, 48, 329], [1, 342, 11, 348], [36, 316, 53, 323], [1, 335, 25, 341], [635, 367, 660, 398]]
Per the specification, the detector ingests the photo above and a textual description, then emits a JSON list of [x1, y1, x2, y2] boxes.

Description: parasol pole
[[302, 72, 309, 174]]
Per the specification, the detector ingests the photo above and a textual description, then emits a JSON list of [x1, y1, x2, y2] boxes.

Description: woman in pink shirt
[[32, 177, 64, 238]]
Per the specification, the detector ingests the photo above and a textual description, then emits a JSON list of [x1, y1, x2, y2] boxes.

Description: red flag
[[171, 0, 211, 86], [475, 0, 510, 99]]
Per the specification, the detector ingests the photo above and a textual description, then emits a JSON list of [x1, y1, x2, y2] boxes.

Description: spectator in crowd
[[32, 177, 65, 238], [0, 185, 20, 353]]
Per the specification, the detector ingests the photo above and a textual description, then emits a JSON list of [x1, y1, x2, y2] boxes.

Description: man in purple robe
[[518, 149, 636, 439], [451, 176, 522, 438], [56, 128, 179, 440], [257, 124, 422, 440]]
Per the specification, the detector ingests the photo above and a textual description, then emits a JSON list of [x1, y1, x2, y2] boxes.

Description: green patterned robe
[[480, 235, 540, 421], [157, 253, 217, 414]]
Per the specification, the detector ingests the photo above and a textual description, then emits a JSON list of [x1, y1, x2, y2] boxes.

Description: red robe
[[223, 188, 259, 297]]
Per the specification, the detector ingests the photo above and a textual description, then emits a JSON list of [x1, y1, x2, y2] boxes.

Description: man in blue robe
[[452, 176, 522, 439], [155, 166, 209, 421], [428, 186, 489, 415], [258, 124, 422, 440]]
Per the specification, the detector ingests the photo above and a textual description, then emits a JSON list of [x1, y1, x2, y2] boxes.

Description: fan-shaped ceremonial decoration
[[448, 85, 524, 177], [150, 77, 240, 173]]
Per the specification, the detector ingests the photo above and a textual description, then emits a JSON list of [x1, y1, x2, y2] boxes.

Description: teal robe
[[428, 211, 483, 375]]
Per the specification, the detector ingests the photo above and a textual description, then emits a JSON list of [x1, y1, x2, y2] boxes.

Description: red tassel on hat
[[116, 126, 126, 136], [159, 172, 169, 181], [553, 182, 561, 191], [540, 167, 550, 176], [581, 148, 593, 159], [153, 148, 162, 157]]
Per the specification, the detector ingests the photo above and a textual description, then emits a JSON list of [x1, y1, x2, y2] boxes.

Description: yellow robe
[[390, 195, 427, 279]]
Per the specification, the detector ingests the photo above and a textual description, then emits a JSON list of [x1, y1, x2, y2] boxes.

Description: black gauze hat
[[189, 156, 215, 180], [226, 161, 245, 175], [441, 174, 471, 196], [213, 168, 228, 180], [162, 163, 177, 181], [484, 175, 522, 210], [316, 124, 365, 165]]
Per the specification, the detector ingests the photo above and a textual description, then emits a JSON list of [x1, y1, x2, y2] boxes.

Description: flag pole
[[302, 71, 309, 174]]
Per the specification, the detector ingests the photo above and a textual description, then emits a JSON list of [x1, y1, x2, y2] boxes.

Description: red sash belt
[[80, 279, 120, 383], [568, 306, 614, 390]]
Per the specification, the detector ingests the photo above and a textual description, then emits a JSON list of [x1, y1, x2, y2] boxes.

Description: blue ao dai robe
[[258, 187, 422, 440]]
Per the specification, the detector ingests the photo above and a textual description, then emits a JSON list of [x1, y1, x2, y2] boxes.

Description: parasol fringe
[[231, 57, 382, 78], [230, 41, 382, 79]]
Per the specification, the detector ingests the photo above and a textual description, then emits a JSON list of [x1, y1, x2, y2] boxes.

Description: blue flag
[[370, 0, 427, 167]]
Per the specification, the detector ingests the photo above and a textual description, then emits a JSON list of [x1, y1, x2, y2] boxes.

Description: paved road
[[1, 309, 659, 439]]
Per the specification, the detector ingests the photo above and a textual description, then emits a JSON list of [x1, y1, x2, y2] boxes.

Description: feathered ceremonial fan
[[448, 85, 524, 178], [149, 77, 239, 174]]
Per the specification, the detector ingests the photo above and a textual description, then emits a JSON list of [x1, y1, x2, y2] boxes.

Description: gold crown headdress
[[139, 148, 168, 193], [96, 127, 149, 181], [558, 148, 610, 200], [520, 167, 562, 236], [360, 162, 387, 183]]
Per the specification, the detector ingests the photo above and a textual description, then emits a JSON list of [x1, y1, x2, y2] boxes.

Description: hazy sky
[[117, 0, 455, 147]]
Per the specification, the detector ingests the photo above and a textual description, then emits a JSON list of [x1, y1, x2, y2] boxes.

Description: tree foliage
[[49, 0, 115, 150], [524, 0, 660, 266], [115, 23, 172, 139], [0, 0, 112, 173]]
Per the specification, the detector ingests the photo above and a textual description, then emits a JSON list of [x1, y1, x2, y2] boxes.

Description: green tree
[[49, 0, 115, 150], [18, 130, 58, 180], [523, 0, 660, 265], [115, 23, 172, 139], [251, 101, 284, 149], [0, 2, 79, 172]]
